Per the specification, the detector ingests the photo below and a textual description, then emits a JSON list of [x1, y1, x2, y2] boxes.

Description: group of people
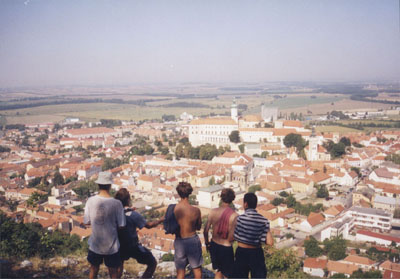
[[83, 171, 273, 279]]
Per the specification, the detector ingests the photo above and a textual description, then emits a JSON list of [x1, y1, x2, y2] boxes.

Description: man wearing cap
[[84, 171, 126, 279]]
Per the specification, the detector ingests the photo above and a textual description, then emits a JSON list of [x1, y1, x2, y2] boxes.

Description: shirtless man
[[203, 188, 238, 279], [173, 182, 203, 279]]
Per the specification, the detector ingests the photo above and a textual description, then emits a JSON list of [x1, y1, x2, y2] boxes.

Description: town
[[1, 99, 399, 278]]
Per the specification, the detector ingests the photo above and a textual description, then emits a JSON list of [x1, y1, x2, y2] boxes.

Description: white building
[[197, 185, 223, 209], [346, 206, 392, 232]]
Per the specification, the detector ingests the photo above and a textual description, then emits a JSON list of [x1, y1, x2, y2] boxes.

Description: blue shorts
[[174, 234, 203, 270], [120, 243, 156, 266], [87, 250, 121, 268]]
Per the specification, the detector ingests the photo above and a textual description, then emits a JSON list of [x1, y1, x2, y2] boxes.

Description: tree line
[[0, 212, 87, 259]]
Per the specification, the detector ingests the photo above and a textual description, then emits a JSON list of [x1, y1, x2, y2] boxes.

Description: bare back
[[207, 206, 238, 246], [174, 200, 201, 238]]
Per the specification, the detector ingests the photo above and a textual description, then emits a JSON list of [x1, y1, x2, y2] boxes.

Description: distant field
[[315, 125, 361, 133], [1, 92, 396, 124]]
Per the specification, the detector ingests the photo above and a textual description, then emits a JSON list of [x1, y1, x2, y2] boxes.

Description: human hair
[[244, 192, 257, 209], [98, 184, 111, 191], [115, 188, 131, 207], [176, 182, 193, 199], [221, 188, 235, 204]]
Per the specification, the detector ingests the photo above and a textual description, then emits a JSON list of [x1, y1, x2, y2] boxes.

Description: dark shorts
[[87, 250, 121, 268], [174, 234, 203, 270], [120, 244, 156, 266], [209, 241, 234, 278], [232, 247, 266, 279]]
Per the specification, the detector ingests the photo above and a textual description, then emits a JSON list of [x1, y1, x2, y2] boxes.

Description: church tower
[[231, 98, 238, 122], [308, 126, 318, 161]]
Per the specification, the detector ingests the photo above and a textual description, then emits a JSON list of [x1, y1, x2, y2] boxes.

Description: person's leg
[[87, 250, 102, 279], [232, 247, 250, 279], [89, 264, 100, 279], [192, 267, 202, 279], [142, 255, 157, 279], [176, 268, 186, 279], [249, 248, 266, 279], [214, 270, 223, 279], [108, 267, 119, 278], [117, 261, 124, 278], [174, 238, 188, 279], [104, 252, 122, 279]]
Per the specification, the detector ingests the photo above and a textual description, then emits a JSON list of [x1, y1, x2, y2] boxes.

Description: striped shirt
[[234, 208, 270, 246]]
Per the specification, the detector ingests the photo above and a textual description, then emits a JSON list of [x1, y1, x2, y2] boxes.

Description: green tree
[[339, 137, 351, 146], [324, 237, 347, 261], [209, 176, 215, 186], [279, 191, 289, 197], [350, 269, 382, 279], [351, 167, 361, 178], [331, 273, 347, 278], [161, 253, 174, 261], [26, 192, 48, 207], [283, 133, 306, 150], [330, 142, 346, 158], [286, 194, 297, 208], [53, 171, 65, 186], [229, 130, 240, 143], [238, 143, 245, 153], [271, 197, 284, 206], [304, 236, 323, 257], [265, 248, 310, 278], [248, 185, 261, 193], [316, 184, 329, 198], [73, 180, 98, 199]]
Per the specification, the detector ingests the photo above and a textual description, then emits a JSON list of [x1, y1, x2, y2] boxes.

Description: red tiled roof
[[357, 230, 400, 243], [303, 258, 328, 269]]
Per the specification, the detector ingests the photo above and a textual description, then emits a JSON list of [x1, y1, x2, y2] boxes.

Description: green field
[[0, 93, 382, 125]]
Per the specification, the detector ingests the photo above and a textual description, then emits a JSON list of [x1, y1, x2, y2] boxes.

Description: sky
[[0, 0, 399, 87]]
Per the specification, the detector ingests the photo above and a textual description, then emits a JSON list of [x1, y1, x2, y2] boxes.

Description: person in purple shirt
[[115, 188, 164, 279]]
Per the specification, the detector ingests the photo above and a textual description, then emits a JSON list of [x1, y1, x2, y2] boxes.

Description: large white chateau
[[188, 100, 239, 147], [188, 100, 314, 151]]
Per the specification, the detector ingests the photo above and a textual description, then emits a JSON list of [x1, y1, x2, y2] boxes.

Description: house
[[320, 217, 355, 241], [300, 212, 325, 232], [379, 260, 400, 273], [356, 230, 400, 247], [346, 206, 392, 232], [372, 195, 399, 213], [197, 185, 223, 209], [326, 260, 359, 278], [285, 177, 313, 194], [324, 204, 345, 219], [137, 175, 161, 192], [340, 255, 377, 271], [303, 258, 328, 277]]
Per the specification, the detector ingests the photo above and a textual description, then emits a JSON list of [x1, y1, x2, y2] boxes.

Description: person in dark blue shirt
[[115, 188, 164, 279]]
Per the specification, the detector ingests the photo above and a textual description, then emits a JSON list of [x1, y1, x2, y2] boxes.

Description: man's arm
[[145, 217, 165, 229], [195, 208, 202, 231], [227, 213, 238, 243], [203, 212, 213, 249], [266, 231, 274, 246]]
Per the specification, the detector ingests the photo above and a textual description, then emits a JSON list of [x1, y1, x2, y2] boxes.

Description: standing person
[[203, 188, 238, 279], [232, 192, 274, 279], [114, 188, 164, 279], [173, 182, 203, 279], [84, 172, 126, 279]]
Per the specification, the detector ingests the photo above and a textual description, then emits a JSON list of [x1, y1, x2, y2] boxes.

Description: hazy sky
[[0, 0, 399, 87]]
